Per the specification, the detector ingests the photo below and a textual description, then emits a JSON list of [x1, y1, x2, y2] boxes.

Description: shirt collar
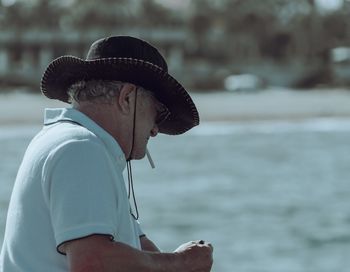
[[44, 108, 126, 171]]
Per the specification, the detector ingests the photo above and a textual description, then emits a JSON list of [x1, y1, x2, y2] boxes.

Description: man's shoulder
[[47, 122, 104, 152], [29, 122, 105, 161], [46, 121, 101, 144], [39, 125, 111, 176]]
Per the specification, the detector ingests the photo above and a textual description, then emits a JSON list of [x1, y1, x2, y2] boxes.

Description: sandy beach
[[0, 88, 350, 125]]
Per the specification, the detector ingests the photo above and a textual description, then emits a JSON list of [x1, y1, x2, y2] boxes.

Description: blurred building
[[0, 28, 186, 89], [1, 0, 350, 91]]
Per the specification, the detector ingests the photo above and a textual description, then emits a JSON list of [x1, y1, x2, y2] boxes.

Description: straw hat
[[41, 36, 199, 135]]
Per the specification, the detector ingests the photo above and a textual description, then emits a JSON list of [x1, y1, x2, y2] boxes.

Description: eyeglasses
[[154, 100, 170, 125], [138, 87, 171, 125]]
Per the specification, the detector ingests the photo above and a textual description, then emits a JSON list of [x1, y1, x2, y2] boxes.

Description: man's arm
[[64, 234, 213, 272], [140, 235, 161, 252]]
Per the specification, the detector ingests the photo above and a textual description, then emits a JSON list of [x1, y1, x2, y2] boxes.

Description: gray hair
[[67, 80, 125, 106]]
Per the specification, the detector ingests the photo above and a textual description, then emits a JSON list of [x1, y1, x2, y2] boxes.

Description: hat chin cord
[[126, 87, 139, 220], [126, 87, 156, 220]]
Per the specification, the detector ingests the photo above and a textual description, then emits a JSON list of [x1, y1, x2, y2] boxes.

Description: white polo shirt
[[0, 108, 143, 272]]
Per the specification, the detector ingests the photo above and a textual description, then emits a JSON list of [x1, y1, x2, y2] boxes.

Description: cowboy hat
[[40, 36, 199, 135]]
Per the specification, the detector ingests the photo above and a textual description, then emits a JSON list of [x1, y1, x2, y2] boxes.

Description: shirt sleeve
[[42, 139, 121, 254]]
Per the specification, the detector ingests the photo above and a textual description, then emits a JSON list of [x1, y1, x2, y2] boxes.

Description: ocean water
[[1, 119, 350, 272]]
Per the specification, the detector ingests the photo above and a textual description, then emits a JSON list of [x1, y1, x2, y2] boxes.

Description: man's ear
[[118, 83, 136, 114]]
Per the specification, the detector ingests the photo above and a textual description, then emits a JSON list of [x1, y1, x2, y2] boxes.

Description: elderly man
[[0, 36, 213, 271]]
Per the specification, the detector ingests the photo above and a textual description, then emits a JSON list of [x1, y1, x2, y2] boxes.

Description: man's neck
[[75, 103, 132, 158]]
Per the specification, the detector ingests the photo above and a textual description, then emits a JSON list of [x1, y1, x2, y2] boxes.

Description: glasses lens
[[156, 103, 170, 125]]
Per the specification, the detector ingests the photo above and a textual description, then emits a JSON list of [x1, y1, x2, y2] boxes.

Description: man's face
[[130, 90, 169, 160]]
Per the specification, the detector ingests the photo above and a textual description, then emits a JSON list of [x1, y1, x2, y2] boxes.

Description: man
[[0, 36, 213, 271]]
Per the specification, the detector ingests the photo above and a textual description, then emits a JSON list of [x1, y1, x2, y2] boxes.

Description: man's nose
[[150, 125, 159, 137]]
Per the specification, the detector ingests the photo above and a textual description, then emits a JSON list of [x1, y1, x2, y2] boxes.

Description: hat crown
[[86, 36, 168, 72]]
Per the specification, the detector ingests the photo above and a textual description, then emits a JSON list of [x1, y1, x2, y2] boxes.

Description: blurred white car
[[224, 74, 264, 92]]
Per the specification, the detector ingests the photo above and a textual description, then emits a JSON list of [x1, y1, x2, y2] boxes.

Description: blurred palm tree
[[60, 0, 132, 31], [0, 0, 63, 30], [0, 0, 177, 31]]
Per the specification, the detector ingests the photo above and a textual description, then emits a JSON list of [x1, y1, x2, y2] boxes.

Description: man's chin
[[130, 151, 146, 160]]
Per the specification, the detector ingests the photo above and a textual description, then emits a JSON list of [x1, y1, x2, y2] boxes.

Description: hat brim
[[41, 56, 199, 135]]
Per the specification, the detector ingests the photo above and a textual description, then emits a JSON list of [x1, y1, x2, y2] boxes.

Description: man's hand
[[174, 240, 213, 272]]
